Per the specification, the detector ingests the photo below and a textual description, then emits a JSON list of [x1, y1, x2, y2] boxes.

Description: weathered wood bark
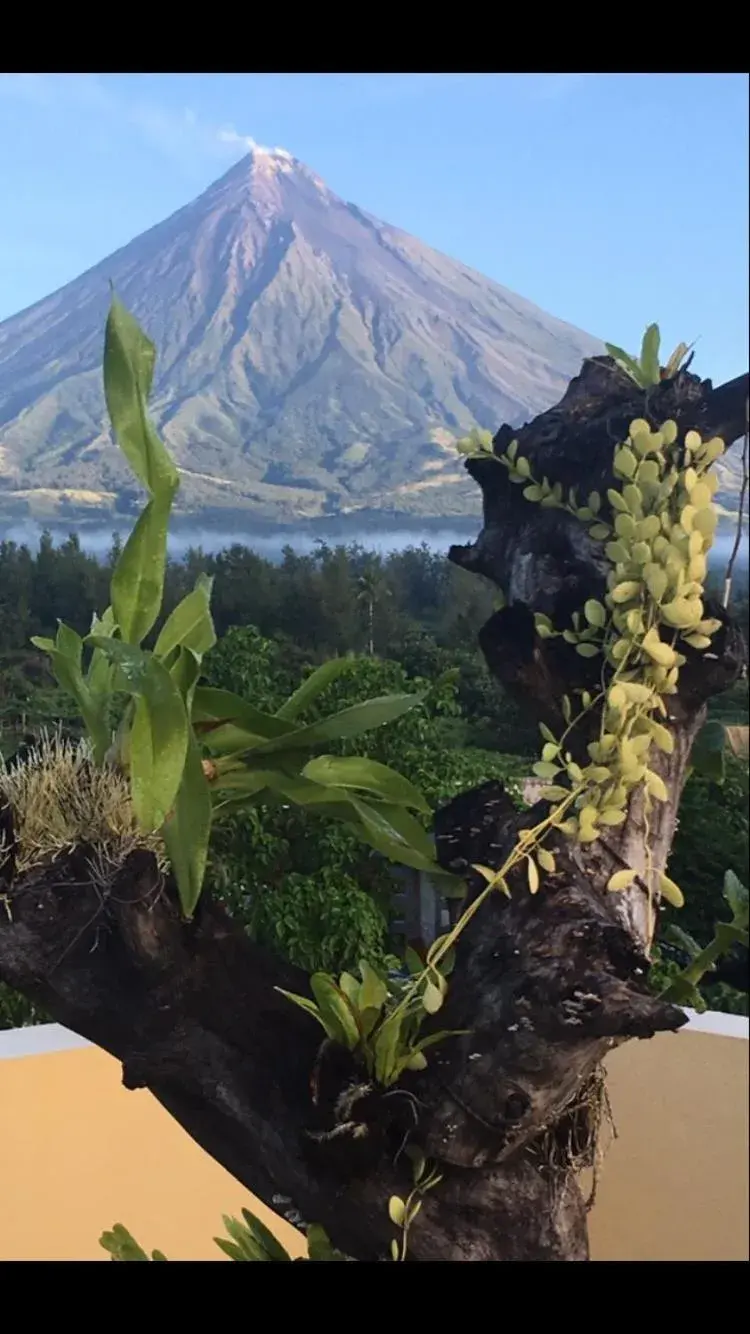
[[1, 358, 747, 1262]]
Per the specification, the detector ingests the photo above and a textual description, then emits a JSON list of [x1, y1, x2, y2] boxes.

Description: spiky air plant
[[0, 732, 165, 883]]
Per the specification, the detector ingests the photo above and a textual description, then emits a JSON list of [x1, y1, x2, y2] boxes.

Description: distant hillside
[[0, 148, 606, 525]]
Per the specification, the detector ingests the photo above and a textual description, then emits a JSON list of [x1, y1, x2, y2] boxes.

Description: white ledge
[[681, 1008, 748, 1040], [0, 1023, 91, 1060]]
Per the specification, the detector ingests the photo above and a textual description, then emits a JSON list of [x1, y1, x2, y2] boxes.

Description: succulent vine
[[284, 382, 733, 1099], [500, 413, 726, 906]]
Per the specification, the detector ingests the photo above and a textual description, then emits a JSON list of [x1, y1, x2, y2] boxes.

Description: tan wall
[[590, 1022, 748, 1262], [0, 1020, 747, 1262]]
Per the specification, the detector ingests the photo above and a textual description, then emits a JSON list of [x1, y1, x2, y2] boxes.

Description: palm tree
[[357, 566, 387, 656]]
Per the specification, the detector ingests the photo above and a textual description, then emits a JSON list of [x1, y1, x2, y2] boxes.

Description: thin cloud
[[0, 74, 271, 173], [216, 126, 292, 158]]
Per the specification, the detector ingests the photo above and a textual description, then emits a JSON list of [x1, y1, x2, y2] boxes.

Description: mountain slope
[[0, 148, 608, 522]]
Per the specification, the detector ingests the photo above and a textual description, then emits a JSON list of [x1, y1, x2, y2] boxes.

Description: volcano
[[0, 147, 605, 523]]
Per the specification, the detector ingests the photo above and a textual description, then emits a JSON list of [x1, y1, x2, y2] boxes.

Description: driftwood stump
[[1, 358, 747, 1261]]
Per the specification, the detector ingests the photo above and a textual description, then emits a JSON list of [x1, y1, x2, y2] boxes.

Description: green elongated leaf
[[239, 1209, 293, 1262], [247, 694, 423, 757], [87, 645, 115, 700], [209, 767, 279, 802], [411, 1028, 467, 1056], [215, 768, 445, 877], [405, 947, 424, 975], [359, 1005, 383, 1039], [663, 340, 692, 379], [276, 658, 352, 721], [31, 634, 110, 763], [103, 297, 178, 496], [169, 646, 202, 707], [605, 342, 647, 387], [111, 491, 175, 646], [358, 959, 388, 1012], [348, 798, 438, 872], [29, 639, 83, 702], [222, 1215, 268, 1261], [213, 1237, 248, 1262], [214, 787, 359, 823], [89, 639, 188, 831], [723, 870, 749, 929], [90, 605, 117, 639], [56, 619, 84, 669], [99, 1224, 151, 1261], [212, 767, 332, 805], [664, 923, 701, 960], [161, 732, 212, 919], [154, 577, 216, 661], [338, 972, 360, 1004], [374, 1012, 404, 1086], [639, 323, 661, 386], [301, 754, 430, 814], [371, 802, 437, 859], [85, 609, 119, 741], [274, 988, 326, 1029], [202, 725, 286, 756], [192, 687, 294, 744], [306, 1225, 347, 1262], [310, 974, 360, 1050], [85, 649, 117, 761], [129, 692, 185, 832]]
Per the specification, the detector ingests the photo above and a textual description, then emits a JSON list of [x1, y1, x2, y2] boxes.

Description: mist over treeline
[[1, 526, 747, 658]]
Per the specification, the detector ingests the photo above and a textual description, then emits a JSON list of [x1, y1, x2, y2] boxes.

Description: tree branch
[[1, 358, 746, 1262]]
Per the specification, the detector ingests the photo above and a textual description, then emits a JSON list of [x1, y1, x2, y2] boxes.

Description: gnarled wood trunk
[[1, 360, 747, 1261]]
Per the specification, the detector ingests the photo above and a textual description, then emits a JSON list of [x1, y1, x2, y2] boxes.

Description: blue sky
[[0, 73, 747, 384]]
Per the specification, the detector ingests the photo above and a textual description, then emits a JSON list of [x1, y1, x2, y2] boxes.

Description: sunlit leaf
[[111, 492, 174, 646], [374, 1013, 404, 1086], [192, 687, 294, 752], [422, 979, 443, 1014], [723, 869, 749, 929], [154, 577, 216, 661], [161, 732, 212, 919], [103, 297, 178, 496], [605, 342, 647, 387], [89, 638, 188, 831], [248, 694, 424, 757], [639, 323, 661, 386], [358, 959, 388, 1013], [31, 629, 110, 763], [239, 1209, 293, 1262], [301, 754, 430, 814], [310, 974, 360, 1050], [348, 797, 438, 872]]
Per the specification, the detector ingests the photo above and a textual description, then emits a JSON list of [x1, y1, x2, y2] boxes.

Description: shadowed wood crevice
[[1, 356, 746, 1262]]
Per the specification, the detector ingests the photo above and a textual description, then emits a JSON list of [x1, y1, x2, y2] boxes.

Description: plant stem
[[387, 788, 584, 1030], [660, 922, 744, 1001]]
